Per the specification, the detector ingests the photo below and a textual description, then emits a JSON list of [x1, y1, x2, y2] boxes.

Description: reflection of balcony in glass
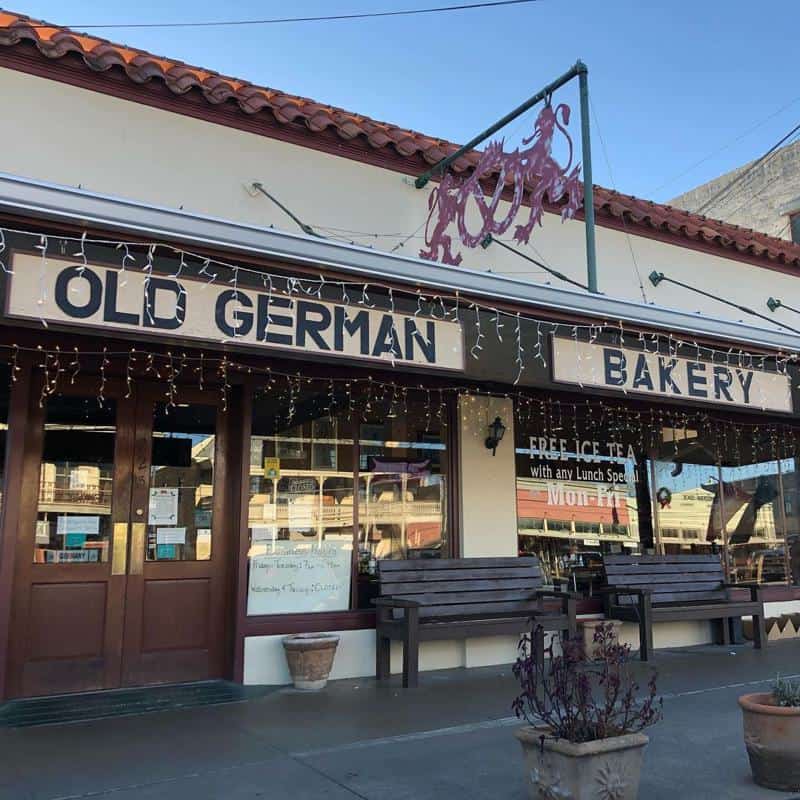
[[37, 477, 113, 514]]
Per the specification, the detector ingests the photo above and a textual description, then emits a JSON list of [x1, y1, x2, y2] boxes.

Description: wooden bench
[[601, 554, 767, 661], [374, 557, 577, 688]]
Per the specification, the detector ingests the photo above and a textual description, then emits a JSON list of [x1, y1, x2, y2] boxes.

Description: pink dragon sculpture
[[420, 102, 583, 266]]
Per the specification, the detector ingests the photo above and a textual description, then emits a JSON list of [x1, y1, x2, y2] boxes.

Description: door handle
[[129, 523, 146, 575], [112, 522, 129, 575]]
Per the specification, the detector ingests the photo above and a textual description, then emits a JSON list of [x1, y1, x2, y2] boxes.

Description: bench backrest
[[378, 557, 545, 619], [604, 554, 727, 606]]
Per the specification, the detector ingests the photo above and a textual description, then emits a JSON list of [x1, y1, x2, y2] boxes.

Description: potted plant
[[739, 675, 800, 791], [512, 623, 661, 800], [282, 633, 340, 690]]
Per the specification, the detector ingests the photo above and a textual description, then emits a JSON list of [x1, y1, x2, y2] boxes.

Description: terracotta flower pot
[[739, 692, 800, 791], [282, 633, 340, 690], [515, 725, 649, 800]]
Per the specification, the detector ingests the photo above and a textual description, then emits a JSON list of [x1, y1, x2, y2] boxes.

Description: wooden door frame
[[120, 383, 234, 686], [0, 374, 243, 699], [0, 355, 34, 700]]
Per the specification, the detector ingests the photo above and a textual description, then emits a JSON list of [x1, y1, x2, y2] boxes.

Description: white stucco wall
[[458, 395, 518, 558], [0, 67, 796, 333]]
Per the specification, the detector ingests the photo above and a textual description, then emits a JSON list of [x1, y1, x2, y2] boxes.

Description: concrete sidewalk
[[1, 641, 799, 799]]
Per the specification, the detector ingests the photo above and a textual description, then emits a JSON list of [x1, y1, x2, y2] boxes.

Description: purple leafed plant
[[512, 622, 662, 744]]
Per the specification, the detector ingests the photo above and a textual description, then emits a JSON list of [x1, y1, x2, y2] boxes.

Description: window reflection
[[515, 436, 641, 590], [245, 388, 450, 616], [247, 391, 355, 616], [648, 426, 792, 585], [34, 396, 116, 564], [356, 407, 448, 609]]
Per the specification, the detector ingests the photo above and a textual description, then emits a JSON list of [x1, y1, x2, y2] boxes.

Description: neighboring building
[[0, 10, 800, 700], [671, 139, 800, 243]]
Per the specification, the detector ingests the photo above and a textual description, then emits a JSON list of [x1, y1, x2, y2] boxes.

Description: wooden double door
[[7, 379, 233, 698]]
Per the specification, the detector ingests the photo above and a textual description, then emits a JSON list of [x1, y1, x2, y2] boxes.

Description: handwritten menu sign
[[247, 541, 352, 615]]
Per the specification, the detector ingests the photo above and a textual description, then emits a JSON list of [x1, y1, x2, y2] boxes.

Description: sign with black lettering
[[552, 336, 792, 413], [6, 254, 464, 371]]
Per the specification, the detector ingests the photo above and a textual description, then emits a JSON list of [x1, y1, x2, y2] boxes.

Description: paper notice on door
[[156, 526, 186, 545], [56, 515, 100, 536], [149, 487, 179, 525]]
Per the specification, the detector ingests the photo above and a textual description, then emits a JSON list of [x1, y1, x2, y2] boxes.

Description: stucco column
[[458, 395, 519, 667], [457, 395, 518, 557]]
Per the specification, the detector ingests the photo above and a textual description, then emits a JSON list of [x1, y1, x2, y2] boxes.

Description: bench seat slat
[[381, 578, 537, 595], [389, 589, 539, 605], [608, 573, 724, 586], [605, 554, 719, 564], [379, 557, 530, 571], [379, 614, 569, 642], [378, 567, 542, 582], [416, 600, 543, 617], [605, 563, 722, 575]]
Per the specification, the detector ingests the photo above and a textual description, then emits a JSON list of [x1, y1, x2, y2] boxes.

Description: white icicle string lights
[[0, 226, 798, 372]]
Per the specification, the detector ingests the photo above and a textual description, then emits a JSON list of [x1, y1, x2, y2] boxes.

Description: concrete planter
[[579, 619, 623, 660], [739, 692, 800, 791], [282, 633, 340, 690], [515, 725, 649, 800]]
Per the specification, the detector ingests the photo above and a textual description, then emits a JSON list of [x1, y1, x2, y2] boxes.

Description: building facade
[[671, 139, 800, 243], [0, 11, 800, 699]]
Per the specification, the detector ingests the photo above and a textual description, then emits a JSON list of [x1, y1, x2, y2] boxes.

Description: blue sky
[[15, 0, 800, 203]]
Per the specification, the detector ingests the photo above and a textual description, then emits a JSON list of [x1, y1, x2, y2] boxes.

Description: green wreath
[[656, 487, 672, 508]]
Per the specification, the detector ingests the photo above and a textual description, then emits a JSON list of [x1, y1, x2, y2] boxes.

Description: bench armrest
[[372, 597, 421, 609], [722, 583, 764, 602]]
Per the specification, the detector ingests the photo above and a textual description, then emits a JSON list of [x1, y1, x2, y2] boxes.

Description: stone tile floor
[[1, 641, 799, 799]]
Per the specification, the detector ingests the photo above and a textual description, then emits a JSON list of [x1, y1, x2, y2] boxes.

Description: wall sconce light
[[485, 416, 506, 456]]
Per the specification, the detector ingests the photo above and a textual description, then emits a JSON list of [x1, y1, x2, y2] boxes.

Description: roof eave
[[0, 171, 797, 355]]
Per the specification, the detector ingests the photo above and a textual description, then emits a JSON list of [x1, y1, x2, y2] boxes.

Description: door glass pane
[[247, 387, 355, 616], [146, 403, 216, 562], [34, 396, 116, 564], [356, 397, 448, 609]]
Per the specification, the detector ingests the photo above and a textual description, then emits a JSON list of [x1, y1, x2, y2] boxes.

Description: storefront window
[[648, 427, 791, 584], [245, 387, 449, 616], [356, 402, 448, 608], [516, 434, 641, 591], [246, 390, 355, 616]]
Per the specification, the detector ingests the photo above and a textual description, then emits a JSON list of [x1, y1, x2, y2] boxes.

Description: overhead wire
[[647, 94, 800, 198], [589, 96, 647, 302], [43, 1, 543, 30], [719, 132, 800, 222], [694, 121, 800, 216]]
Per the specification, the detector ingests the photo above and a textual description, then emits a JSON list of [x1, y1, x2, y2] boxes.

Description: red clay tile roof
[[1, 9, 799, 271]]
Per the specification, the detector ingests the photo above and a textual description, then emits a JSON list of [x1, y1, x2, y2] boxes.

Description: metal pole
[[718, 463, 730, 583], [414, 61, 583, 189], [648, 453, 665, 556], [577, 61, 598, 294], [777, 457, 791, 586]]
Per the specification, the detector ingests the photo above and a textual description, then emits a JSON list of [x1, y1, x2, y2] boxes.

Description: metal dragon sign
[[420, 102, 583, 266]]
